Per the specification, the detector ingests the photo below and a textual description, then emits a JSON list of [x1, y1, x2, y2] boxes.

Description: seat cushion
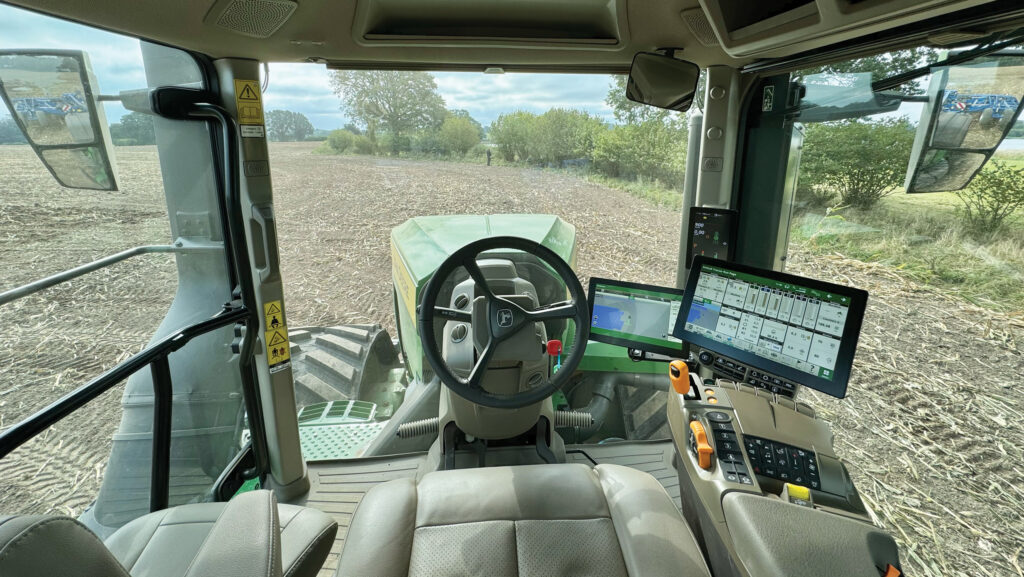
[[105, 499, 336, 577], [335, 463, 711, 577]]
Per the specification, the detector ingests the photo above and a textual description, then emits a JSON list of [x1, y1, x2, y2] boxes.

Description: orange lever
[[669, 360, 690, 395], [689, 420, 714, 470]]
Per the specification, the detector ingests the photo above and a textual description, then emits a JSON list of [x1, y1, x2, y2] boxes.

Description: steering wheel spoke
[[466, 341, 496, 389], [462, 258, 497, 301], [525, 300, 578, 321]]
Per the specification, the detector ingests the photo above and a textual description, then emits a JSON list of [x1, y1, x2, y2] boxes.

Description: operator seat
[[0, 490, 337, 577], [336, 463, 712, 577]]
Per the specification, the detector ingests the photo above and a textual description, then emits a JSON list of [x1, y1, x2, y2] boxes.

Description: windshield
[[263, 67, 689, 451]]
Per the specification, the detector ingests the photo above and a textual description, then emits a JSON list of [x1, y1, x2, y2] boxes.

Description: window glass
[[787, 48, 1023, 577], [262, 66, 689, 454], [0, 5, 236, 534]]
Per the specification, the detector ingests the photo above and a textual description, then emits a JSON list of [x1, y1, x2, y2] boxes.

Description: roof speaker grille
[[681, 8, 719, 48], [215, 0, 297, 38]]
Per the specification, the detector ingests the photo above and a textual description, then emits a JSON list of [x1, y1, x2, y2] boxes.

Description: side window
[[785, 51, 1024, 577], [0, 6, 240, 534]]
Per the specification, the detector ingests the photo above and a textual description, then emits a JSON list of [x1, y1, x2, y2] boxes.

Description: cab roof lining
[[0, 0, 1017, 73]]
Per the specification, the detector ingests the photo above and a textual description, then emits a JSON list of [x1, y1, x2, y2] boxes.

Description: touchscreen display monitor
[[674, 256, 868, 398], [588, 278, 686, 357]]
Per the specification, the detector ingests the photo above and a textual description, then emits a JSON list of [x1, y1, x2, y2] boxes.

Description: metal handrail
[[0, 305, 249, 459], [0, 244, 222, 307]]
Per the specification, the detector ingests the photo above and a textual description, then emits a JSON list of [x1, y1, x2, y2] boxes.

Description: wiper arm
[[871, 30, 1024, 93]]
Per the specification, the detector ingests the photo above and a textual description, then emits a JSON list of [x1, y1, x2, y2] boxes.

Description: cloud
[[1, 4, 617, 130]]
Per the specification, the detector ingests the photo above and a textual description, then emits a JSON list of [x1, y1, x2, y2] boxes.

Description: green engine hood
[[390, 214, 577, 380]]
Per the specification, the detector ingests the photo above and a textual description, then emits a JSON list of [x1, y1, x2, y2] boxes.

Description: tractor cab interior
[[2, 0, 1023, 576]]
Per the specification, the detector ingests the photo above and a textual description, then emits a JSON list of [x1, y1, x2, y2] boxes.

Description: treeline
[[323, 71, 689, 190], [490, 110, 687, 187]]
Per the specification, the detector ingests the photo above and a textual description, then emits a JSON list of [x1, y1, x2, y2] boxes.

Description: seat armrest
[[184, 490, 283, 577]]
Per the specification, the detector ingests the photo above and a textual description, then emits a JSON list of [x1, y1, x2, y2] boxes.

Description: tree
[[0, 117, 27, 144], [266, 110, 314, 142], [108, 112, 155, 145], [955, 160, 1024, 237], [447, 109, 484, 139], [591, 119, 687, 186], [489, 111, 536, 162], [326, 129, 354, 152], [439, 114, 481, 156], [329, 70, 446, 155], [799, 117, 915, 209], [606, 75, 670, 125], [528, 109, 605, 165]]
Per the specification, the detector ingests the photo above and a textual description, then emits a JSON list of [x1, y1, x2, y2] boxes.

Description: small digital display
[[687, 207, 738, 265], [587, 278, 686, 357], [674, 257, 868, 398]]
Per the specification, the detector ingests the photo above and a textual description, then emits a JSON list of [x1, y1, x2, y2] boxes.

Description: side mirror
[[0, 50, 119, 190], [905, 51, 1024, 193], [626, 52, 700, 113]]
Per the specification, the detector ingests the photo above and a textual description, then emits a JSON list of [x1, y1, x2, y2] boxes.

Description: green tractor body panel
[[391, 214, 577, 380]]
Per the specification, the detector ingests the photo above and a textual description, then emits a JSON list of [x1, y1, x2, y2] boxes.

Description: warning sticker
[[240, 125, 265, 138], [234, 79, 264, 125], [266, 328, 290, 365], [264, 300, 284, 330]]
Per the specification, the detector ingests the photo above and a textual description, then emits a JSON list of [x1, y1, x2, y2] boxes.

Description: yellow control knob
[[689, 420, 714, 470], [669, 360, 690, 395]]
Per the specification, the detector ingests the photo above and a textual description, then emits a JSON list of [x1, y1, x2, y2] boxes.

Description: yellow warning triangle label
[[267, 330, 287, 346], [238, 83, 260, 101], [266, 303, 281, 315]]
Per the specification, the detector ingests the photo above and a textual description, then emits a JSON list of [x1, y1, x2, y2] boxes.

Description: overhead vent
[[681, 8, 719, 47], [354, 0, 624, 46], [206, 0, 298, 38]]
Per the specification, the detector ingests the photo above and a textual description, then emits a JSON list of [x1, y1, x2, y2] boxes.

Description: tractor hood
[[390, 214, 577, 380]]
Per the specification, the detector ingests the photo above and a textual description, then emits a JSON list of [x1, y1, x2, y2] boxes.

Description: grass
[[792, 189, 1024, 312], [584, 174, 683, 210]]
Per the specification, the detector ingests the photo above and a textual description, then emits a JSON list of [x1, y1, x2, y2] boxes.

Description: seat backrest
[[0, 514, 130, 577]]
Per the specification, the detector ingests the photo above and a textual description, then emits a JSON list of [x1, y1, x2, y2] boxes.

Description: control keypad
[[743, 435, 821, 490], [709, 418, 754, 486]]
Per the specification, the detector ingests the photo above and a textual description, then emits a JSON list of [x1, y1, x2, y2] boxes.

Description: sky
[[0, 4, 616, 129]]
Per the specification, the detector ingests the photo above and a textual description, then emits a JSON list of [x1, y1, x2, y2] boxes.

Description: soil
[[1, 141, 1021, 576]]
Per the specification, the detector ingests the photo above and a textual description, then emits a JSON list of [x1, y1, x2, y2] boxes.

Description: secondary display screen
[[674, 257, 868, 398], [587, 278, 686, 357], [686, 207, 738, 265]]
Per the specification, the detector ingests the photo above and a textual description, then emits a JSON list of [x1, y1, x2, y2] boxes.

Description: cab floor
[[292, 440, 679, 577]]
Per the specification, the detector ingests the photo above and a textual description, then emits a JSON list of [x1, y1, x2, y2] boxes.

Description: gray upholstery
[[0, 514, 130, 577], [723, 492, 901, 577], [336, 463, 712, 577], [0, 490, 337, 577]]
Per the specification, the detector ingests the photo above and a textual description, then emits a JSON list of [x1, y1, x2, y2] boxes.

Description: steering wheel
[[417, 236, 590, 409]]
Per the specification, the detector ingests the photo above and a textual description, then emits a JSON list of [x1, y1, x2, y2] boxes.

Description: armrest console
[[724, 492, 900, 577]]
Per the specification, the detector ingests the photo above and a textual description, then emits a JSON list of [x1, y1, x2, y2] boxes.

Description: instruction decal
[[762, 85, 775, 112], [234, 79, 264, 125], [240, 125, 265, 139], [264, 300, 284, 330], [266, 328, 291, 365]]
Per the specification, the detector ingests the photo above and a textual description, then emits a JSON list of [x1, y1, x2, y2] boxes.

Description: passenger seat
[[0, 490, 337, 577]]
